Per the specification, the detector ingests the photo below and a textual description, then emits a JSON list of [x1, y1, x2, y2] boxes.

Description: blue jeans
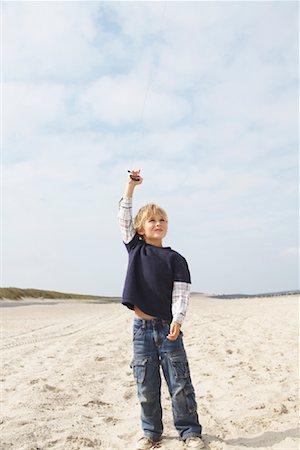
[[131, 318, 202, 442]]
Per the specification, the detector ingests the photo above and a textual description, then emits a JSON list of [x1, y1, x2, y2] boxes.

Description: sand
[[0, 294, 299, 450]]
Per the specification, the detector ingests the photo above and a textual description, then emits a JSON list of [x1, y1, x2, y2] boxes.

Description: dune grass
[[0, 287, 120, 302]]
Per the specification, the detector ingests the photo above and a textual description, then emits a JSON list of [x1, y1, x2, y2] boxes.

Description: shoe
[[185, 436, 205, 449], [136, 436, 156, 449]]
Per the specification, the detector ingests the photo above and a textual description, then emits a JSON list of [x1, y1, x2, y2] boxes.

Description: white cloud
[[4, 3, 94, 79], [78, 73, 190, 127], [3, 2, 128, 82], [4, 82, 70, 140]]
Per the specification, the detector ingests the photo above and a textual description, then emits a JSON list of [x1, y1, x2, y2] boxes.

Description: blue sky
[[3, 1, 299, 296]]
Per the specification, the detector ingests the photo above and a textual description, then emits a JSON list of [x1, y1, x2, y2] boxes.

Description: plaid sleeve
[[171, 281, 191, 325], [118, 197, 136, 244]]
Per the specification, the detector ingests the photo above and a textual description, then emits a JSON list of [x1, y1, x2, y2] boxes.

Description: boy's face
[[139, 213, 168, 247]]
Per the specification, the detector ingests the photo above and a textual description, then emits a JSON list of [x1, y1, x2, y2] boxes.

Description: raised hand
[[128, 169, 143, 185]]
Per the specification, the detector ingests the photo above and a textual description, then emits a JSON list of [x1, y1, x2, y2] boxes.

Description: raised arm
[[118, 170, 143, 243]]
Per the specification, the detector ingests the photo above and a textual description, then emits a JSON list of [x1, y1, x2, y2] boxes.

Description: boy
[[118, 170, 204, 450]]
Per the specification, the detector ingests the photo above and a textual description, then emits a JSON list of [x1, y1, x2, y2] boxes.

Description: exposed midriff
[[134, 305, 157, 319]]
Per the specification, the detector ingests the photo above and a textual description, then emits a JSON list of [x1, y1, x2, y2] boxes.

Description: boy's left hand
[[167, 321, 181, 340]]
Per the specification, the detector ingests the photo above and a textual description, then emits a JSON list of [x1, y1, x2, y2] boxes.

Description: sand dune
[[0, 295, 299, 450]]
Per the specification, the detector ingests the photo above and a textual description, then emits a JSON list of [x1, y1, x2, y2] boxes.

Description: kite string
[[131, 1, 167, 165]]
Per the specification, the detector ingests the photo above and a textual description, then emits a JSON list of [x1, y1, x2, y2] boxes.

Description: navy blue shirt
[[122, 232, 191, 321]]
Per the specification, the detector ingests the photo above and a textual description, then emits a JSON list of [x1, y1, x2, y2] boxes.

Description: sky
[[2, 1, 299, 296]]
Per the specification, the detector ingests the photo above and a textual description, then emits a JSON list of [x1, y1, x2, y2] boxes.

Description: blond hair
[[134, 203, 168, 233]]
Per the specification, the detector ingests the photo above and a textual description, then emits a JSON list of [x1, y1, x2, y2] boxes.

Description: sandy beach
[[0, 294, 299, 450]]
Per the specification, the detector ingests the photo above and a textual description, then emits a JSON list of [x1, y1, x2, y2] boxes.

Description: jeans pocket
[[184, 384, 197, 414], [169, 353, 190, 380], [130, 357, 148, 384]]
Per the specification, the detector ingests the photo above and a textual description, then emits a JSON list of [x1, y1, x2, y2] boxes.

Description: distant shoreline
[[0, 287, 299, 302], [206, 290, 300, 299], [0, 287, 120, 302]]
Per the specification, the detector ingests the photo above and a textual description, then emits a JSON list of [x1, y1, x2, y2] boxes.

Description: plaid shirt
[[118, 197, 190, 325]]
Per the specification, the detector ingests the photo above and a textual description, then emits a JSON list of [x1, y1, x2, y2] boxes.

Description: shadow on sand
[[204, 427, 299, 448], [156, 428, 299, 448]]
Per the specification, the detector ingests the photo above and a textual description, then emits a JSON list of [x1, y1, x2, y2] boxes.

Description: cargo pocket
[[169, 353, 190, 380], [130, 357, 148, 384], [184, 384, 197, 414]]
